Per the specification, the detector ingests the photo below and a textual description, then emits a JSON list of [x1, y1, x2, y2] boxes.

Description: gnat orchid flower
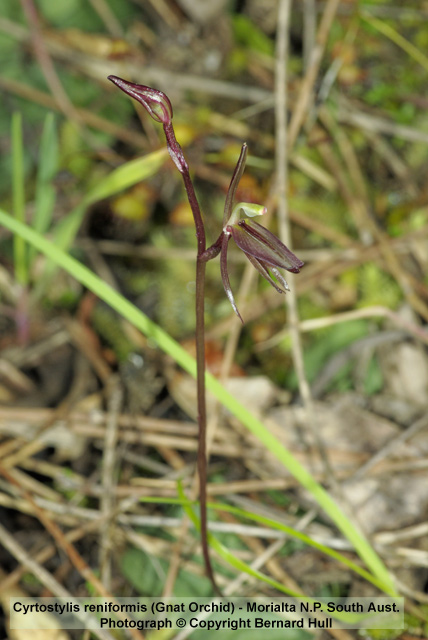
[[108, 75, 304, 596], [107, 76, 303, 323], [220, 145, 304, 321], [221, 207, 304, 321]]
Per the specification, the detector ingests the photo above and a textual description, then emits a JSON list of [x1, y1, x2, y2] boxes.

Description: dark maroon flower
[[107, 80, 304, 322], [108, 75, 188, 174], [108, 75, 173, 124], [219, 145, 304, 321], [221, 206, 304, 321]]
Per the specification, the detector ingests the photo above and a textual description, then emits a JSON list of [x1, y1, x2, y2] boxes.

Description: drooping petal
[[220, 234, 243, 322], [228, 218, 304, 273], [270, 266, 290, 292], [244, 253, 287, 294]]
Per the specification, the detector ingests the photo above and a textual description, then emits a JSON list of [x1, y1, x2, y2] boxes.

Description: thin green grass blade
[[0, 209, 396, 596], [212, 502, 387, 590], [137, 495, 389, 593], [29, 113, 58, 265], [11, 113, 27, 286], [82, 148, 168, 206], [52, 147, 168, 253], [35, 147, 168, 295], [360, 12, 428, 73], [176, 482, 303, 597], [176, 486, 384, 624]]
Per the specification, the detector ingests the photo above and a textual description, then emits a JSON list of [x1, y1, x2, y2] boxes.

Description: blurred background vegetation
[[1, 0, 427, 393], [1, 0, 428, 629]]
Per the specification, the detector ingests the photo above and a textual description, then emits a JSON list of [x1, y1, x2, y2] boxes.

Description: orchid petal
[[228, 218, 304, 273], [220, 234, 243, 322], [244, 254, 287, 294], [270, 266, 290, 292]]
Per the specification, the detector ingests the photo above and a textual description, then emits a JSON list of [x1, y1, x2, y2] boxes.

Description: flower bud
[[108, 75, 173, 125]]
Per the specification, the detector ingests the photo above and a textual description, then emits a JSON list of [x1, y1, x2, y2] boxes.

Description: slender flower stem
[[161, 123, 220, 592], [163, 124, 221, 595], [195, 258, 214, 587], [108, 75, 303, 595], [181, 171, 206, 254], [107, 75, 220, 594]]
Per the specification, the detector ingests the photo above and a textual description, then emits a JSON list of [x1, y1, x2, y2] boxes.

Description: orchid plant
[[108, 75, 303, 594]]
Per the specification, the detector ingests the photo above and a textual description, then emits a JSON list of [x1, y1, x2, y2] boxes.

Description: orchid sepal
[[220, 234, 243, 323], [227, 218, 304, 273], [221, 216, 304, 320]]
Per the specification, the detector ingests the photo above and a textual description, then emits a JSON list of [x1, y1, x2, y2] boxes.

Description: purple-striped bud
[[108, 75, 173, 125]]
